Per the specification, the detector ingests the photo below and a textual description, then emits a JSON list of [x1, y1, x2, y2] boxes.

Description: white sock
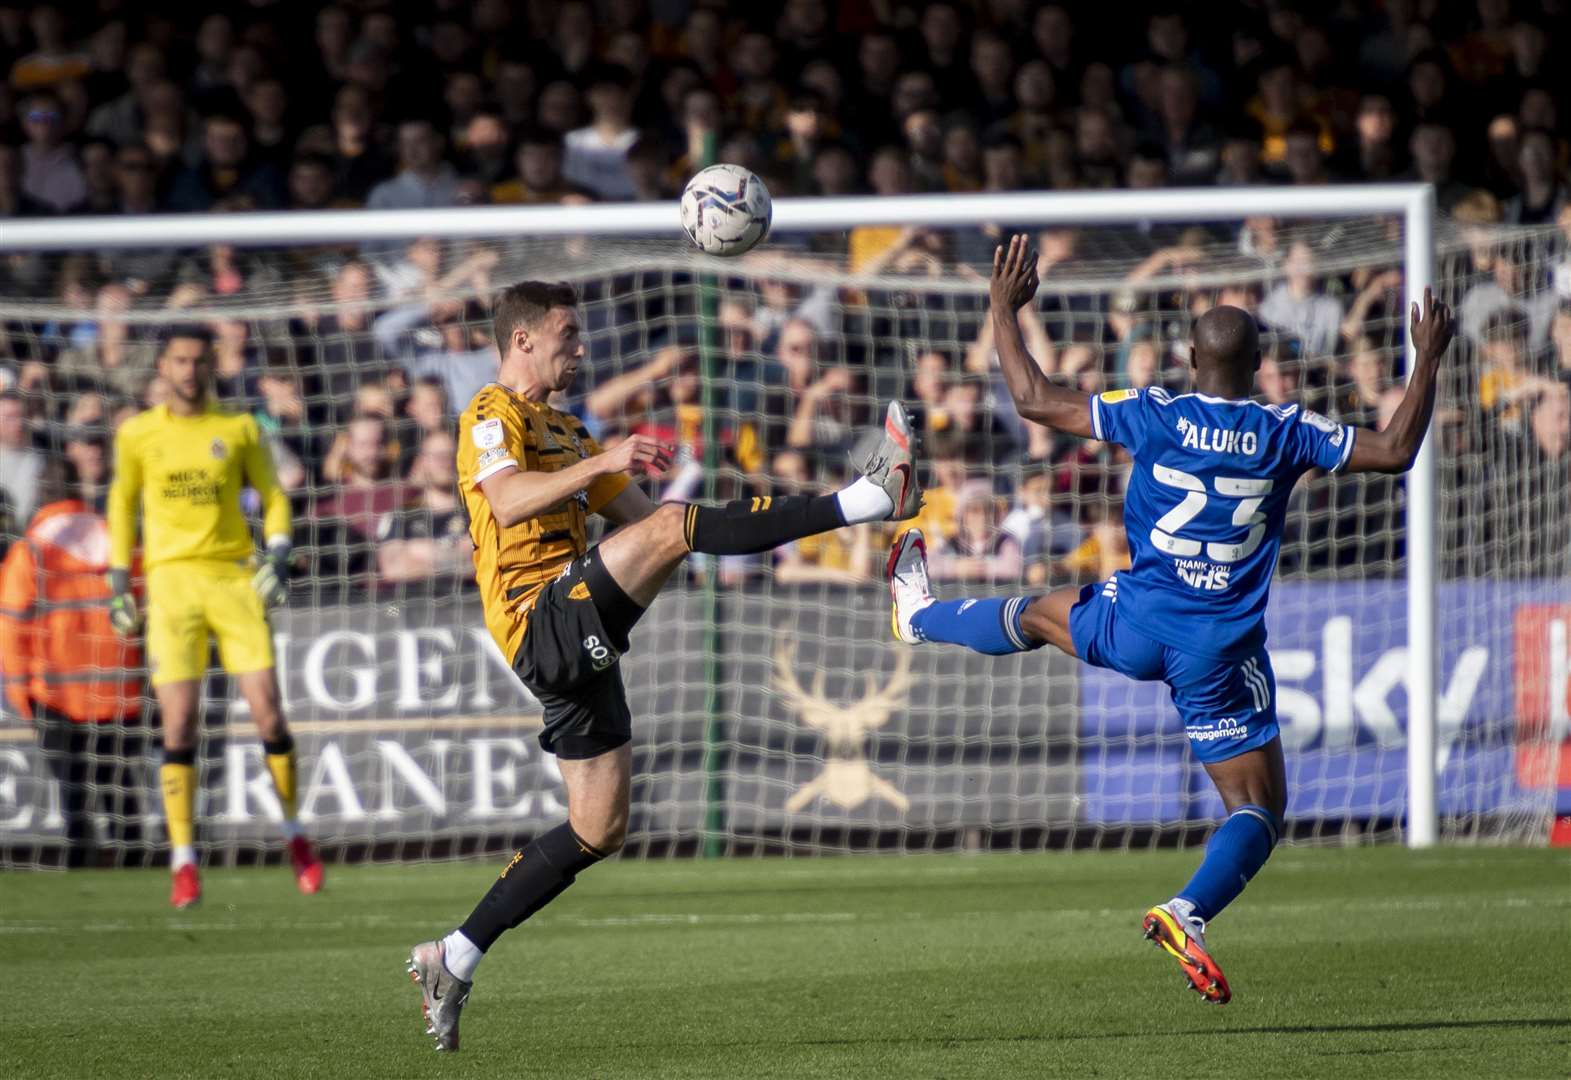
[[834, 477, 893, 524], [441, 930, 482, 982], [280, 819, 304, 841], [1168, 897, 1202, 928], [171, 845, 196, 871]]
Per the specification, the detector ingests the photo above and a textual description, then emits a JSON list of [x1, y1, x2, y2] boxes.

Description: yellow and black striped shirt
[[456, 383, 628, 662]]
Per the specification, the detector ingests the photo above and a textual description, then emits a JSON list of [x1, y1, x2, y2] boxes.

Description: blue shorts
[[1068, 579, 1280, 764]]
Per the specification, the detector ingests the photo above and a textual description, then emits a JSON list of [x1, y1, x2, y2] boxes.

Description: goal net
[[0, 197, 1565, 868]]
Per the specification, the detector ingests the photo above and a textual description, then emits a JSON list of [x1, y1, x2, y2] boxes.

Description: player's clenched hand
[[1410, 286, 1455, 363], [605, 434, 675, 477], [252, 543, 291, 610], [106, 568, 141, 637], [990, 233, 1041, 313]]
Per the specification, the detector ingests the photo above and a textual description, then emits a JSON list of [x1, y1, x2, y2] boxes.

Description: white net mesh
[[0, 206, 1566, 867]]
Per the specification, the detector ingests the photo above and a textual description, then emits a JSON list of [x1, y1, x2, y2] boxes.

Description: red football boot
[[169, 863, 201, 910], [288, 835, 325, 895]]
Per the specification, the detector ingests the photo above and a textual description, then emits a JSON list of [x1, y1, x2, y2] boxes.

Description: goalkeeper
[[107, 325, 323, 909]]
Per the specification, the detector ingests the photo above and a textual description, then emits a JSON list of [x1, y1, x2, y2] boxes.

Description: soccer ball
[[680, 164, 772, 257]]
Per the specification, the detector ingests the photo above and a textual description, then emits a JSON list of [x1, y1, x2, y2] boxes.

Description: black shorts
[[512, 547, 646, 760]]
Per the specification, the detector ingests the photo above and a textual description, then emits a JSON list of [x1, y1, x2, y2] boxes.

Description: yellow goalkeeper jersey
[[108, 403, 290, 571]]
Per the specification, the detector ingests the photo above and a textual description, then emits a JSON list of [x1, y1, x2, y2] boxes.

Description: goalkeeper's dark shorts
[[511, 547, 646, 760]]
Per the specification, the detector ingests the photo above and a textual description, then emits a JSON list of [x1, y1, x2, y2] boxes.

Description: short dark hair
[[517, 126, 563, 150], [491, 281, 578, 351], [160, 323, 214, 352]]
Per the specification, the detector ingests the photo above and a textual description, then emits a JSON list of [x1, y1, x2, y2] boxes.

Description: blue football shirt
[[1089, 387, 1357, 660]]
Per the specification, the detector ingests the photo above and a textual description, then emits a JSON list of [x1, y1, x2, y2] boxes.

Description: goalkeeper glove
[[252, 541, 291, 610], [106, 568, 141, 636]]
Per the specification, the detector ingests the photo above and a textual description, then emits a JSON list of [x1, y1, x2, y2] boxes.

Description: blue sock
[[909, 597, 1039, 656], [1176, 805, 1279, 921]]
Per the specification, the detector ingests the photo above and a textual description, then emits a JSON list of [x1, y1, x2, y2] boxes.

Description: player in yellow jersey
[[106, 325, 324, 909], [406, 281, 923, 1050]]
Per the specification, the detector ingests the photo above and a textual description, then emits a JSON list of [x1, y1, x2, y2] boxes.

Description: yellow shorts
[[145, 561, 273, 686]]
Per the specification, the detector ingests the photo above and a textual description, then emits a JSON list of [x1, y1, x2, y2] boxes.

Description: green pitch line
[[2, 849, 1566, 1079]]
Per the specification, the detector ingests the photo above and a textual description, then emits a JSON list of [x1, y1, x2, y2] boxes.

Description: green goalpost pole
[[693, 130, 727, 858]]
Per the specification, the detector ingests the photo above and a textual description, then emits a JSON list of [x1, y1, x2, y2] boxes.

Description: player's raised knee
[[646, 501, 693, 560]]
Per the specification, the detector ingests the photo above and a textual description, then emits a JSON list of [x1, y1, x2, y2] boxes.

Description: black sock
[[457, 823, 606, 952], [261, 732, 294, 756], [683, 494, 846, 556], [162, 746, 196, 767]]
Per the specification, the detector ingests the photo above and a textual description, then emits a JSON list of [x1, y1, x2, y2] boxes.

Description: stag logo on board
[[774, 641, 912, 813]]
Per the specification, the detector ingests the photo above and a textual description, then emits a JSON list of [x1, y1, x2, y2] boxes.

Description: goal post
[[2, 183, 1561, 866]]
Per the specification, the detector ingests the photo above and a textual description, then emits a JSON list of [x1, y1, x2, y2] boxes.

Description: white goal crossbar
[[0, 183, 1442, 848]]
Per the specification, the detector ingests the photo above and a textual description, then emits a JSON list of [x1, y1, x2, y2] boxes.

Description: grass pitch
[[2, 847, 1566, 1079]]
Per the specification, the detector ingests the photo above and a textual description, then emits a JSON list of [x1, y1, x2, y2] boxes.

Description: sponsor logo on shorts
[[1185, 717, 1245, 742], [583, 634, 615, 671]]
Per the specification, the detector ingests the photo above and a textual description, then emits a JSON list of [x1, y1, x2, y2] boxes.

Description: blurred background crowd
[[0, 0, 1567, 596]]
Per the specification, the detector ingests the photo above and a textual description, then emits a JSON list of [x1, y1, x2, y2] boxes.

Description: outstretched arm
[[1344, 287, 1455, 474], [990, 234, 1093, 438]]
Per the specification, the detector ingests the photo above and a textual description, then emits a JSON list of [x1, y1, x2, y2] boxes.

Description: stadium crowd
[[0, 1, 1567, 594]]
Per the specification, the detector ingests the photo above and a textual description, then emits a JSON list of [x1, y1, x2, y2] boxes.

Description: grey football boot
[[851, 400, 923, 521], [407, 940, 472, 1051]]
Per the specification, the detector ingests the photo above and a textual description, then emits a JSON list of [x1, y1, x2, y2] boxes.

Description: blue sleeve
[[1291, 407, 1357, 473], [1088, 388, 1149, 453]]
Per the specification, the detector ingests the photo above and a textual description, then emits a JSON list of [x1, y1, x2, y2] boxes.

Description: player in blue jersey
[[887, 235, 1455, 1004]]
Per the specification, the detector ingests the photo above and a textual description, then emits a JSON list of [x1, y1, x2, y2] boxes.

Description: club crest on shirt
[[210, 438, 227, 460]]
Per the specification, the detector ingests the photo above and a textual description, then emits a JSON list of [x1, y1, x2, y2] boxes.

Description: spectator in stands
[[1257, 350, 1301, 408], [366, 119, 458, 211], [1529, 382, 1569, 460], [928, 480, 1021, 583], [1460, 244, 1527, 346], [1059, 502, 1133, 581], [1001, 467, 1081, 585], [1406, 123, 1470, 213], [19, 89, 85, 212], [287, 153, 343, 211], [1345, 94, 1400, 182], [254, 353, 322, 492], [1548, 303, 1571, 390], [1505, 129, 1569, 225], [313, 412, 409, 584], [375, 431, 472, 587], [77, 137, 117, 213], [563, 65, 639, 201], [491, 128, 585, 205], [460, 111, 511, 187], [61, 427, 110, 512], [51, 284, 157, 400], [9, 7, 88, 91], [404, 376, 450, 441], [1478, 312, 1558, 432], [164, 112, 285, 212], [910, 433, 966, 546], [0, 390, 44, 530], [1148, 65, 1221, 186], [776, 320, 855, 454], [1334, 338, 1392, 429], [84, 40, 165, 146], [1258, 241, 1345, 357]]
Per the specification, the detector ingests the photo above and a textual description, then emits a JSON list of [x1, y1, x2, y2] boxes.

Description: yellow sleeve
[[579, 427, 630, 514], [242, 416, 291, 546], [458, 392, 530, 490], [107, 421, 142, 570]]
